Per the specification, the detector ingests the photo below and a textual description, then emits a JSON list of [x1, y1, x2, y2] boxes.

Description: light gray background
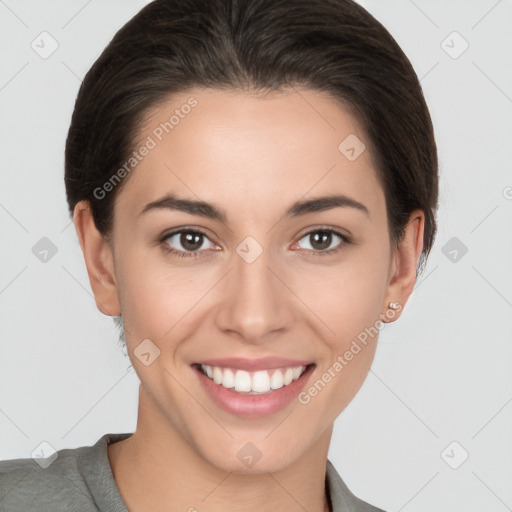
[[1, 1, 511, 510]]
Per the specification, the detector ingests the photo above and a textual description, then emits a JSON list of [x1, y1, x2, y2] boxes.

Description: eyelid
[[159, 226, 215, 242], [296, 224, 351, 241]]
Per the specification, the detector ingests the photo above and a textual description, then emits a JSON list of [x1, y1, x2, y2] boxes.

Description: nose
[[214, 243, 295, 345]]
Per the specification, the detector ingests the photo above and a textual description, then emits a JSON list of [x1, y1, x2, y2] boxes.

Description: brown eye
[[309, 231, 334, 250], [179, 232, 204, 251], [161, 229, 215, 257], [295, 228, 348, 255]]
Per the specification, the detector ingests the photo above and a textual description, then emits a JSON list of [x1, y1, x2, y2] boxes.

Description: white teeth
[[252, 370, 271, 393], [283, 368, 294, 386], [234, 370, 252, 392], [213, 366, 223, 385], [270, 370, 284, 390], [222, 368, 235, 388], [292, 366, 303, 380], [200, 364, 308, 394]]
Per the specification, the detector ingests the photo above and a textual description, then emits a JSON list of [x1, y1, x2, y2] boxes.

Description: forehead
[[116, 87, 384, 223]]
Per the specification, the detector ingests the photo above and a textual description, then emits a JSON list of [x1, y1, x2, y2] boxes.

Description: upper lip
[[195, 357, 313, 371]]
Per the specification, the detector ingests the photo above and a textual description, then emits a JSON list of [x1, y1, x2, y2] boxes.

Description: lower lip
[[193, 364, 315, 418]]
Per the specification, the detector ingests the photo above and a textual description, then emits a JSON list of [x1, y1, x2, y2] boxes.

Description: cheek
[[114, 249, 214, 345], [304, 269, 386, 416], [113, 247, 167, 337], [318, 252, 389, 334]]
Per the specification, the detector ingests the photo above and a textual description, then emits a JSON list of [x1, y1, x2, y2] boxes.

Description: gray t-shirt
[[0, 433, 386, 511]]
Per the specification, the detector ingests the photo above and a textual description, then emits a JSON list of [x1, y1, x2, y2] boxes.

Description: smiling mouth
[[193, 363, 315, 395]]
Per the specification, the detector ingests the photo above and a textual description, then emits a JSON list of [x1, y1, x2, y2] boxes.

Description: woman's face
[[91, 87, 421, 473]]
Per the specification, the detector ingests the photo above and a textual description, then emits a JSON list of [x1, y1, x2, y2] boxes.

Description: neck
[[108, 386, 333, 512]]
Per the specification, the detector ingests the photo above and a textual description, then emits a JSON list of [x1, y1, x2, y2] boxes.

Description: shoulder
[[0, 444, 94, 510], [0, 433, 132, 512], [326, 459, 387, 512]]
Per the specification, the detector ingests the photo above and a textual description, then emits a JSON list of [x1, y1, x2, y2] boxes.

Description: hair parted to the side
[[64, 0, 439, 348]]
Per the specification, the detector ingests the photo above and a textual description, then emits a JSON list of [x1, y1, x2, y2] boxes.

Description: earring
[[388, 302, 400, 310]]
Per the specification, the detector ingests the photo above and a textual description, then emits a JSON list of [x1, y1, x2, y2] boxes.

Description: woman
[[0, 0, 438, 510]]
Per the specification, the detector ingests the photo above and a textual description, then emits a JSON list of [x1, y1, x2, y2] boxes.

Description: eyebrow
[[139, 192, 369, 222]]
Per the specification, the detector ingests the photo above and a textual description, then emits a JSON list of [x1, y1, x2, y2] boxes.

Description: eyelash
[[159, 227, 351, 259]]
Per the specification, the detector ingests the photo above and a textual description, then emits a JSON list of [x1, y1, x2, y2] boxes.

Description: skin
[[73, 87, 424, 512]]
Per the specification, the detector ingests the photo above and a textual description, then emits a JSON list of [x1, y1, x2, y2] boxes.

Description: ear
[[73, 200, 121, 316], [381, 209, 425, 322]]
